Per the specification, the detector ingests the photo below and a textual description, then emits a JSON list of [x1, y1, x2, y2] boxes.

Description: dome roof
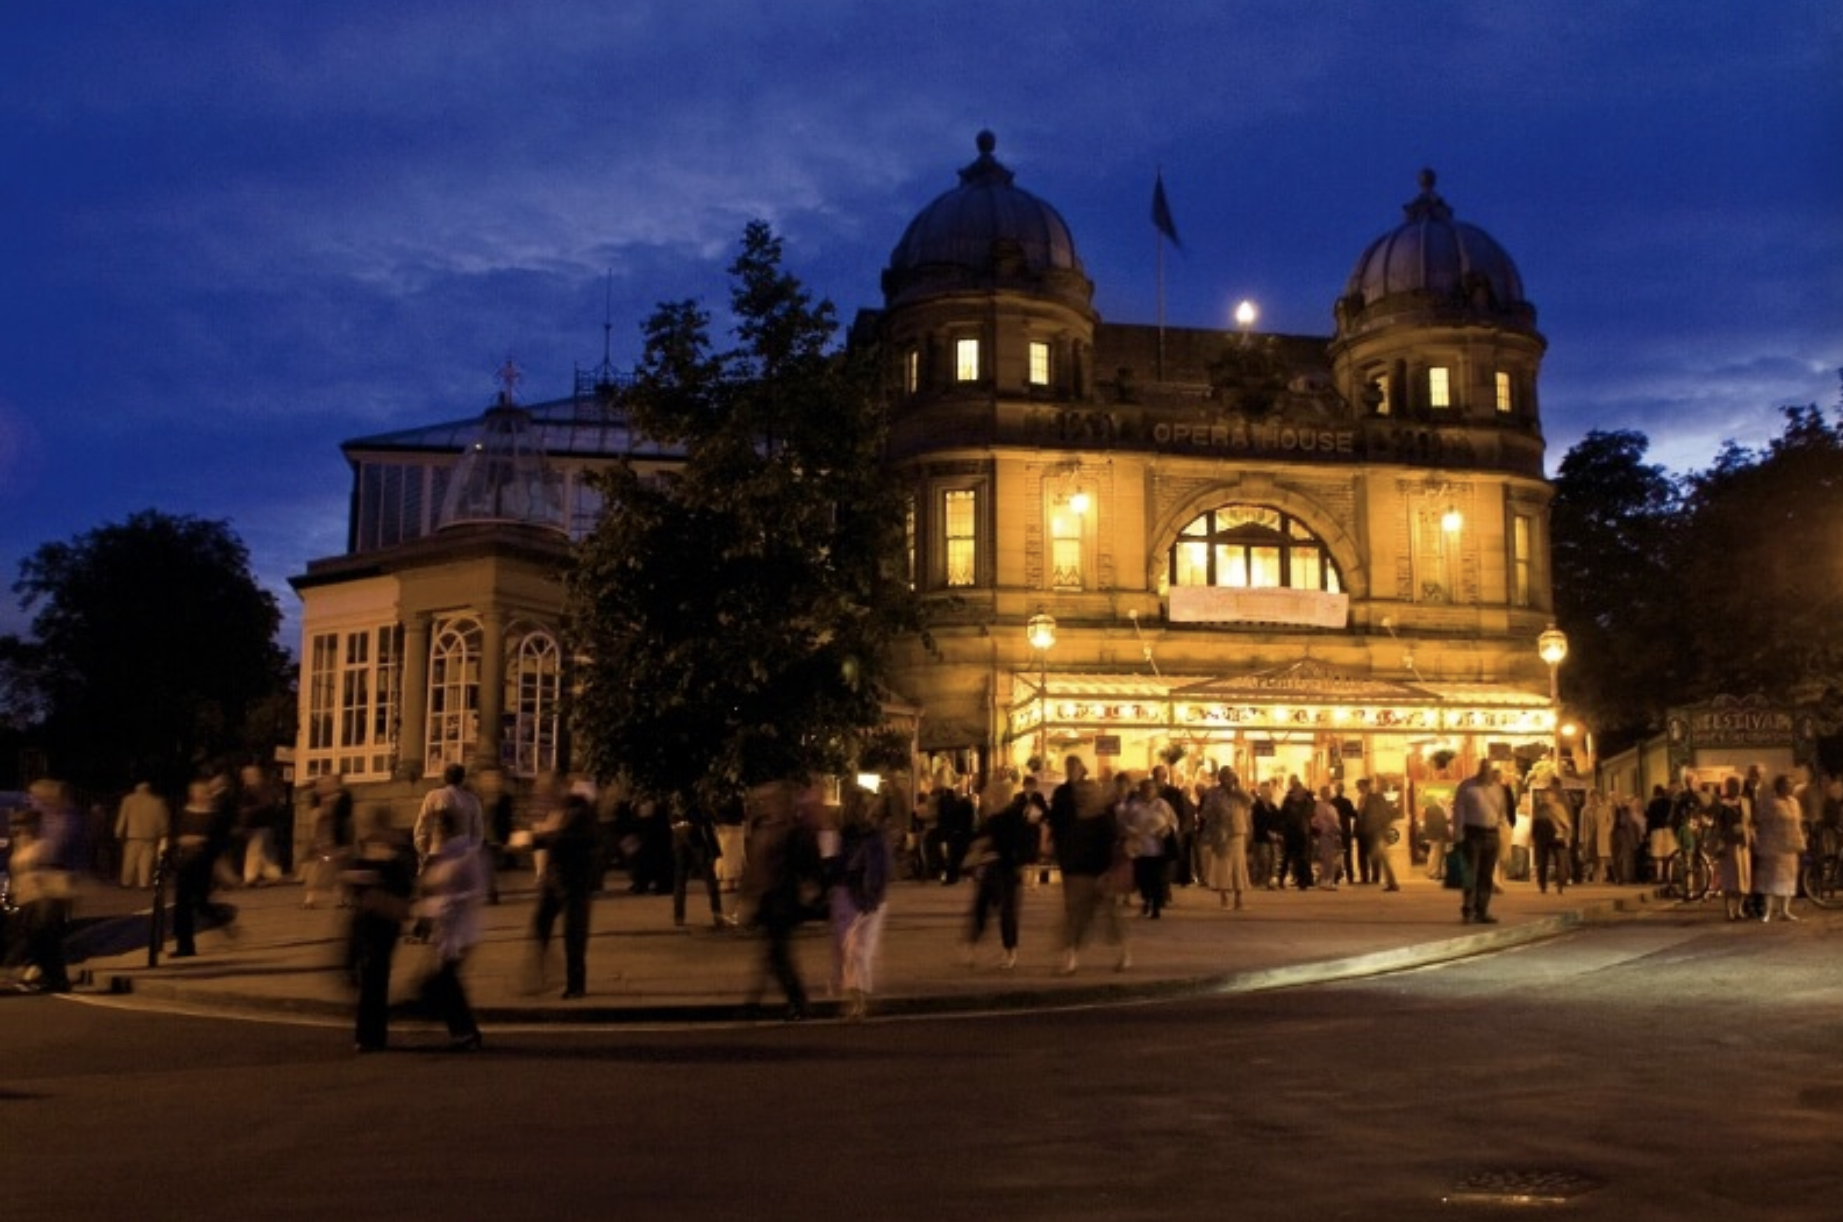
[[887, 131, 1084, 280], [438, 392, 565, 534], [1344, 170, 1526, 310]]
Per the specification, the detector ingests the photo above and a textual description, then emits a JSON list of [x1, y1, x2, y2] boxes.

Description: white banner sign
[[1168, 585, 1349, 629]]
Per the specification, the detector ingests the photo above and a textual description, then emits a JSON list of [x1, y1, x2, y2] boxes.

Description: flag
[[1151, 172, 1181, 249]]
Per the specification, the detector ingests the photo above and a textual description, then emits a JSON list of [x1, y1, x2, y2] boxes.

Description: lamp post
[[1537, 623, 1569, 776], [1027, 611, 1057, 768]]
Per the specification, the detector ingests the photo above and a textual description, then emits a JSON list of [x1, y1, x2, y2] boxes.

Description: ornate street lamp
[[1537, 623, 1569, 774], [1026, 611, 1057, 767]]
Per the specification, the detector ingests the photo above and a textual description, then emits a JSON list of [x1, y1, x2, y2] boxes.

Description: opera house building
[[291, 132, 1562, 814]]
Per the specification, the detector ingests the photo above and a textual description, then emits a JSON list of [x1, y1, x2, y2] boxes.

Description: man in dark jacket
[[531, 790, 600, 999], [1047, 756, 1128, 975]]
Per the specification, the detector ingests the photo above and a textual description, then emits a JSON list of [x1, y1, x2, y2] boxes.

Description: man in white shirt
[[1452, 758, 1509, 924]]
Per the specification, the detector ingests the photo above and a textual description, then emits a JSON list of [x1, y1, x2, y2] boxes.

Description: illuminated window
[[1414, 505, 1461, 603], [426, 615, 482, 775], [1496, 371, 1513, 413], [944, 489, 978, 586], [1372, 374, 1391, 416], [1168, 505, 1341, 592], [904, 348, 920, 394], [955, 338, 980, 383], [508, 629, 561, 777], [1050, 496, 1084, 589], [1029, 341, 1051, 387], [1512, 514, 1533, 607], [304, 624, 401, 780], [1428, 367, 1451, 408]]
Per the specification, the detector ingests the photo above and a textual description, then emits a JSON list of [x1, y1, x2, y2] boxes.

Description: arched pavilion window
[[425, 615, 482, 775], [507, 628, 561, 777], [1168, 505, 1342, 593]]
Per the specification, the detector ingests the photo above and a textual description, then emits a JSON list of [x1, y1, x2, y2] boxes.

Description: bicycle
[[1799, 822, 1842, 910], [1659, 812, 1715, 902]]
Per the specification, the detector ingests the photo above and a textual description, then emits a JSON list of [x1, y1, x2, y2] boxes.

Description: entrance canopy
[[1008, 657, 1554, 743]]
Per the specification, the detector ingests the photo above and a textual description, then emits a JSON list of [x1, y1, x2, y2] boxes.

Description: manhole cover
[[1444, 1168, 1603, 1206]]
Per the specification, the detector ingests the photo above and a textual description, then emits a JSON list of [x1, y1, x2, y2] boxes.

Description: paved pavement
[[52, 865, 1663, 1028]]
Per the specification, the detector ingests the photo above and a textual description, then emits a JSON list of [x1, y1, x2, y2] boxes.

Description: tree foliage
[[1675, 403, 1843, 707], [0, 509, 293, 794], [565, 221, 913, 798], [1548, 429, 1686, 739], [1552, 380, 1843, 742]]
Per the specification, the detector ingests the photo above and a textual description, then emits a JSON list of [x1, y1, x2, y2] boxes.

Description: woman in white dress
[[1753, 774, 1807, 923]]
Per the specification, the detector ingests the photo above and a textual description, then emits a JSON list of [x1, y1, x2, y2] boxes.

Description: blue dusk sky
[[2, 2, 1839, 647]]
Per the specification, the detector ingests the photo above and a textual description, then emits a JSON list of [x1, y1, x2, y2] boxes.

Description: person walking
[[963, 776, 1034, 967], [342, 807, 415, 1052], [529, 787, 600, 999], [303, 774, 354, 909], [236, 764, 285, 886], [115, 781, 169, 890], [1420, 793, 1451, 881], [1453, 759, 1509, 924], [1121, 777, 1176, 917], [1310, 787, 1343, 889], [742, 781, 822, 1021], [1531, 780, 1573, 894], [1278, 777, 1317, 892], [1198, 767, 1253, 910], [1754, 774, 1806, 923], [170, 779, 230, 958], [670, 791, 732, 929], [1356, 778, 1401, 891], [1047, 756, 1130, 975], [416, 808, 485, 1049], [10, 780, 79, 994], [831, 790, 891, 1019]]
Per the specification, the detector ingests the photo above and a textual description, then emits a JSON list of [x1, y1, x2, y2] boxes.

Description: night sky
[[3, 2, 1838, 646]]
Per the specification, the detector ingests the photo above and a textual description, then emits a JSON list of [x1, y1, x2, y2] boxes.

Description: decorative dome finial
[[976, 129, 996, 156]]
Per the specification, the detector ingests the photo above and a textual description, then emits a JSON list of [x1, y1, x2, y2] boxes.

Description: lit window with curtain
[[944, 488, 978, 587], [1496, 371, 1513, 413], [1512, 514, 1533, 607], [1428, 366, 1451, 408], [955, 338, 980, 383], [1050, 497, 1084, 589], [1028, 341, 1051, 387]]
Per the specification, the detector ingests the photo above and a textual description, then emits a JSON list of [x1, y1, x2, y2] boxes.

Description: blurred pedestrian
[[1356, 778, 1400, 891], [1712, 776, 1753, 921], [1532, 780, 1572, 895], [171, 779, 235, 957], [742, 781, 823, 1020], [671, 791, 731, 929], [1047, 756, 1130, 975], [1310, 786, 1343, 889], [962, 774, 1034, 967], [416, 808, 485, 1049], [831, 786, 891, 1020], [529, 787, 600, 999], [302, 774, 353, 909], [1453, 759, 1508, 924], [1420, 793, 1451, 880], [116, 781, 169, 890], [342, 807, 415, 1052], [10, 780, 78, 993], [237, 764, 285, 886], [1121, 777, 1176, 915]]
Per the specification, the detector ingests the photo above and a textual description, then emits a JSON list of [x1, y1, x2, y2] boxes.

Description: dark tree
[[0, 510, 293, 795], [1548, 429, 1686, 742], [566, 222, 913, 798], [1677, 400, 1843, 707]]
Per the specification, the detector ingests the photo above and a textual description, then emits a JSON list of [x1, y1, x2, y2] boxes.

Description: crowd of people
[[5, 752, 1837, 1040]]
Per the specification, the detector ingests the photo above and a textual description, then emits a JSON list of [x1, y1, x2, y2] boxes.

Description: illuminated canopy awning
[[1007, 658, 1554, 742]]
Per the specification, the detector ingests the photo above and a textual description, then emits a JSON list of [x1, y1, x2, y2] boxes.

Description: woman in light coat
[[417, 809, 486, 1048], [1754, 774, 1806, 923], [1198, 767, 1253, 910]]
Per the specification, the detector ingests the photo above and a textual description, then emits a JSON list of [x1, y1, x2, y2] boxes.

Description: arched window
[[1168, 505, 1342, 593], [425, 615, 482, 775], [508, 629, 562, 777]]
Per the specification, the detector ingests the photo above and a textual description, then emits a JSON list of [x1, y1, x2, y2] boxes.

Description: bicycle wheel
[[1686, 851, 1713, 902], [1801, 853, 1842, 909]]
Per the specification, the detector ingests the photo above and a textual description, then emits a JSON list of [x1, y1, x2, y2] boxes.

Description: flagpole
[[1156, 213, 1166, 383]]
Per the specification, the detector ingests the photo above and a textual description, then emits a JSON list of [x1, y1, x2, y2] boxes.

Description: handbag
[[1442, 846, 1470, 890]]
